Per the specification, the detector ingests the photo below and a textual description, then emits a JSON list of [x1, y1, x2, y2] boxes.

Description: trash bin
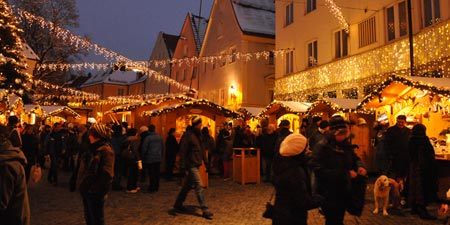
[[232, 148, 260, 185]]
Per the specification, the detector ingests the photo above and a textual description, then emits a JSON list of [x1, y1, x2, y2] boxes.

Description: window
[[307, 94, 319, 102], [269, 90, 274, 102], [192, 67, 197, 79], [307, 0, 316, 13], [182, 69, 187, 81], [423, 0, 440, 27], [307, 40, 318, 67], [220, 89, 225, 106], [342, 88, 358, 99], [358, 17, 376, 47], [175, 71, 179, 81], [323, 91, 337, 98], [203, 62, 207, 73], [269, 51, 274, 65], [212, 59, 216, 70], [117, 88, 124, 96], [334, 30, 348, 59], [363, 84, 376, 95], [386, 1, 408, 42], [230, 48, 237, 63], [220, 51, 226, 67], [285, 2, 294, 26], [285, 50, 294, 74]]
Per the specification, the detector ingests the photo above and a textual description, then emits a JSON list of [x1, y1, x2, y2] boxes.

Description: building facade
[[275, 0, 450, 101]]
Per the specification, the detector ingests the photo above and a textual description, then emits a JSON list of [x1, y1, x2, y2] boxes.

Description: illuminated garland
[[258, 100, 310, 117], [357, 75, 450, 110], [275, 19, 450, 101], [141, 99, 241, 119], [33, 80, 100, 101], [324, 0, 349, 32], [108, 95, 194, 113], [305, 98, 374, 115], [12, 6, 132, 62], [39, 105, 81, 119]]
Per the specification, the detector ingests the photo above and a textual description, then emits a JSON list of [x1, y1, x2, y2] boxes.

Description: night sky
[[73, 0, 213, 62]]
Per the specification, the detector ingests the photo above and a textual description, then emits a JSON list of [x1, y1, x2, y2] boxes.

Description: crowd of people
[[0, 112, 442, 225]]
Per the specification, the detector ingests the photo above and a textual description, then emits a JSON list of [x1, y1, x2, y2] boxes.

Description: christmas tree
[[0, 0, 34, 103]]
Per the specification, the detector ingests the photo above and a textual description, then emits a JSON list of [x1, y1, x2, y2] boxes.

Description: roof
[[141, 99, 240, 118], [259, 100, 311, 117], [358, 75, 450, 110], [232, 0, 275, 37], [80, 69, 146, 87], [105, 94, 194, 114], [189, 13, 209, 52], [238, 106, 264, 120], [24, 104, 81, 119], [306, 98, 365, 115], [21, 42, 39, 60], [162, 32, 180, 58]]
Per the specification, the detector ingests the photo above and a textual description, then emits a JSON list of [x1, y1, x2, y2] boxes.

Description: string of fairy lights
[[275, 19, 450, 102], [324, 0, 349, 32]]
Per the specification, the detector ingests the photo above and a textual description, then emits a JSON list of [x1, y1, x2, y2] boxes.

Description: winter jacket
[[179, 128, 207, 169], [384, 125, 410, 178], [165, 134, 179, 160], [141, 132, 163, 164], [0, 141, 30, 225], [123, 136, 141, 163], [77, 140, 114, 196], [261, 132, 278, 158], [272, 153, 323, 225], [311, 134, 365, 208]]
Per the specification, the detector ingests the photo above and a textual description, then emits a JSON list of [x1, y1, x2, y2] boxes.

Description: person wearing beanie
[[174, 116, 213, 219], [77, 123, 114, 225], [141, 124, 163, 193], [309, 120, 329, 152], [274, 119, 293, 155], [310, 115, 367, 224], [271, 133, 324, 225], [7, 115, 22, 149]]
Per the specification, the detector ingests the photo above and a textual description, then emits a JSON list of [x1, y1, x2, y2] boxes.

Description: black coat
[[165, 134, 179, 160], [384, 125, 410, 178], [271, 153, 323, 225], [408, 135, 438, 205]]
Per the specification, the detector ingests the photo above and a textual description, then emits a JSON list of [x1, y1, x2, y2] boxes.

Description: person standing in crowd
[[7, 115, 22, 149], [138, 126, 150, 182], [38, 125, 51, 168], [0, 125, 30, 225], [64, 123, 79, 172], [218, 129, 233, 180], [241, 125, 255, 147], [110, 124, 127, 190], [373, 122, 389, 175], [44, 122, 66, 186], [274, 120, 292, 155], [306, 116, 322, 139], [309, 120, 329, 152], [141, 124, 163, 193], [260, 124, 278, 182], [408, 124, 438, 220], [164, 128, 179, 181], [173, 116, 213, 219], [201, 127, 215, 167], [123, 128, 141, 193], [311, 115, 367, 225], [77, 123, 114, 225], [271, 133, 324, 225], [21, 124, 39, 182], [384, 115, 410, 204], [300, 118, 309, 137]]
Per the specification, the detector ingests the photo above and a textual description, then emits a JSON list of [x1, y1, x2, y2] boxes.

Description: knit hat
[[191, 116, 202, 126], [279, 119, 290, 127], [139, 125, 149, 133], [8, 115, 19, 126], [329, 115, 348, 136], [279, 134, 307, 157], [89, 123, 112, 140]]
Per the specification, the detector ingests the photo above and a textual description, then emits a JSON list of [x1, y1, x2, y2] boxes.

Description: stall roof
[[105, 94, 193, 114], [358, 75, 450, 110], [259, 100, 311, 117], [40, 106, 81, 119], [142, 99, 241, 118], [306, 98, 364, 115], [237, 107, 264, 119]]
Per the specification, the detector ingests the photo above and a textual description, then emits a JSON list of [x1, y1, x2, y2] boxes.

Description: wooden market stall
[[237, 106, 264, 130], [258, 100, 311, 133], [306, 98, 376, 172], [141, 98, 241, 187], [357, 75, 450, 196]]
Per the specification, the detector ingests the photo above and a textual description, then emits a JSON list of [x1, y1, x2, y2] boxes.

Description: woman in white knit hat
[[271, 133, 324, 225]]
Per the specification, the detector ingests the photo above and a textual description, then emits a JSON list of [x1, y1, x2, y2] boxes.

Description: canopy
[[258, 100, 311, 117], [142, 99, 240, 118], [358, 75, 450, 110]]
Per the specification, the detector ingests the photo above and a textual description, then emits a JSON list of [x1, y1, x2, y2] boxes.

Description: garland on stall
[[357, 74, 450, 110], [258, 100, 310, 117], [141, 99, 241, 119], [305, 98, 374, 115], [107, 95, 194, 113]]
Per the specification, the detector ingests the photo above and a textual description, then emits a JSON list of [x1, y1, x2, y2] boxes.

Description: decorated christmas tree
[[0, 0, 34, 103]]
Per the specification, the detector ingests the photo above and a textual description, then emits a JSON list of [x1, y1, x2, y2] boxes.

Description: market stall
[[258, 100, 311, 133], [306, 98, 376, 171], [237, 106, 264, 131]]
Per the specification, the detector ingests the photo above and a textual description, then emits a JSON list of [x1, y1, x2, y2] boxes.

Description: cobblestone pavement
[[29, 170, 444, 225]]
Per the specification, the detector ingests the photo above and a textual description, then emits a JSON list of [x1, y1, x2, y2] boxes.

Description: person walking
[[21, 124, 39, 182], [7, 115, 22, 149], [165, 128, 179, 180], [408, 123, 438, 220], [173, 116, 213, 219], [271, 133, 324, 225], [0, 125, 30, 225], [141, 124, 163, 193], [110, 124, 127, 190], [260, 124, 278, 182], [44, 122, 66, 185], [123, 128, 141, 193], [311, 115, 367, 225], [77, 123, 114, 225]]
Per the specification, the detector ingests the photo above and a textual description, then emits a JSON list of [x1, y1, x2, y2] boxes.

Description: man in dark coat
[[260, 124, 278, 182], [0, 125, 30, 225], [44, 122, 66, 185], [141, 124, 163, 193], [274, 120, 292, 155], [164, 128, 179, 180], [173, 116, 213, 219]]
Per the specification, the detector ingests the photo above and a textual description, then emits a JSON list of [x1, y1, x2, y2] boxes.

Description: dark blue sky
[[73, 0, 213, 62]]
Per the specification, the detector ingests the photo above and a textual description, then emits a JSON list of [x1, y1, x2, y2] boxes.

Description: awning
[[259, 100, 311, 117], [142, 99, 240, 118], [358, 75, 450, 110]]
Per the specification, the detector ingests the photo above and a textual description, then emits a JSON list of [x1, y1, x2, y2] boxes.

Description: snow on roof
[[408, 76, 450, 89], [232, 0, 275, 37], [190, 13, 209, 52], [21, 42, 39, 60], [239, 107, 263, 116], [324, 98, 362, 110], [277, 101, 311, 113], [81, 69, 144, 87]]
